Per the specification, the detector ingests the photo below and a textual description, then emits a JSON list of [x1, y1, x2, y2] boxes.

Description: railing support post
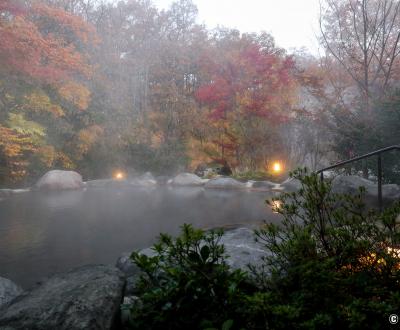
[[377, 154, 382, 212]]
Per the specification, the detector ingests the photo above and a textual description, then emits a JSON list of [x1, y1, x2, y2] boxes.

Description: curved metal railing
[[316, 145, 400, 211]]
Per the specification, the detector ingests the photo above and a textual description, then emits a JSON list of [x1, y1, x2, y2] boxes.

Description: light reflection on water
[[0, 186, 277, 288]]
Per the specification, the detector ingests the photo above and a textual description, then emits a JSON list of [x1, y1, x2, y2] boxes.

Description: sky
[[153, 0, 322, 55]]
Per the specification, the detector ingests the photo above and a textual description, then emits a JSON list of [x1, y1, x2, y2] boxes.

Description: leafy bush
[[125, 224, 252, 330], [124, 169, 400, 329], [252, 168, 400, 329]]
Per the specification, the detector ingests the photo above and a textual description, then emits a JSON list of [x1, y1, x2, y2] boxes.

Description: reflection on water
[[0, 186, 277, 288]]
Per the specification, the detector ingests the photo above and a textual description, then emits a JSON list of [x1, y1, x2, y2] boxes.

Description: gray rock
[[0, 277, 23, 309], [121, 228, 268, 275], [85, 179, 116, 188], [0, 189, 30, 198], [205, 177, 246, 190], [35, 170, 83, 191], [332, 175, 376, 195], [156, 176, 170, 185], [140, 172, 155, 181], [116, 253, 139, 277], [279, 178, 302, 192], [170, 173, 208, 186], [252, 180, 276, 190], [220, 227, 269, 271], [332, 175, 400, 208], [0, 189, 13, 198], [0, 265, 125, 330], [382, 184, 400, 200], [130, 172, 157, 187]]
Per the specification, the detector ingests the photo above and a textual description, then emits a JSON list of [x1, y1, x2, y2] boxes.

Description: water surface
[[0, 185, 277, 288]]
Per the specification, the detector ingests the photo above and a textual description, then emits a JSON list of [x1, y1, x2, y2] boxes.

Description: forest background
[[1, 0, 400, 187]]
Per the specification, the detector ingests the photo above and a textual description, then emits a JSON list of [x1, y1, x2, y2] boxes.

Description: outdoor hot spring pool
[[0, 185, 277, 288]]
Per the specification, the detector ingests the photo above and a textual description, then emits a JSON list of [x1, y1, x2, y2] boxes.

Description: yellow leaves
[[186, 137, 214, 170], [342, 248, 400, 273], [6, 113, 46, 145], [23, 91, 64, 117], [75, 125, 103, 158], [58, 81, 91, 111], [0, 124, 36, 182], [56, 152, 75, 169], [37, 145, 56, 168]]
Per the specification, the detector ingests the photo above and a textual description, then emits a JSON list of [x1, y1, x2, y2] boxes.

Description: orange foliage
[[23, 91, 64, 117], [0, 1, 96, 84], [58, 81, 91, 110], [75, 125, 104, 158]]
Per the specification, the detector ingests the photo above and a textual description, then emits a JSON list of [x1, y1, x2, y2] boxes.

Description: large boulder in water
[[332, 175, 400, 208], [0, 265, 125, 330], [170, 173, 208, 186], [130, 172, 157, 187], [205, 177, 246, 190], [0, 277, 23, 309], [35, 170, 83, 191]]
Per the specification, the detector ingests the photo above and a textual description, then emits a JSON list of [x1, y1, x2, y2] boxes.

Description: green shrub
[[124, 169, 400, 329], [125, 224, 252, 330], [252, 168, 400, 329]]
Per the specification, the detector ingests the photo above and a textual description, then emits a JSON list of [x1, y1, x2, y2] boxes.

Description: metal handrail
[[316, 145, 400, 211]]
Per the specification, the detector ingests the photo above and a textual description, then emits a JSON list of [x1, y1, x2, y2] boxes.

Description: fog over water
[[0, 186, 278, 288]]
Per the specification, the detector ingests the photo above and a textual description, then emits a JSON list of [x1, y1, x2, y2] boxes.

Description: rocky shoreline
[[0, 227, 266, 330], [2, 170, 400, 209]]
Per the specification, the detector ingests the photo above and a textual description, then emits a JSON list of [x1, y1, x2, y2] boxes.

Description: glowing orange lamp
[[272, 161, 283, 174], [113, 171, 125, 180]]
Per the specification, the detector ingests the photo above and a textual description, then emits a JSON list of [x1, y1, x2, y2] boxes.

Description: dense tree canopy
[[1, 0, 400, 186]]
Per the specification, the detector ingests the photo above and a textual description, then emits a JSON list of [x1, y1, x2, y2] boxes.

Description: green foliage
[[232, 170, 286, 182], [6, 113, 46, 144], [125, 169, 400, 330], [125, 224, 250, 330], [252, 168, 400, 329]]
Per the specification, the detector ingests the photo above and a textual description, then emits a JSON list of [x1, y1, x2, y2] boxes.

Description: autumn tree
[[0, 0, 97, 185], [196, 32, 296, 171]]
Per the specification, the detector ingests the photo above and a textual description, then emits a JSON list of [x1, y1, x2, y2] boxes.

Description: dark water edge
[[0, 186, 279, 288]]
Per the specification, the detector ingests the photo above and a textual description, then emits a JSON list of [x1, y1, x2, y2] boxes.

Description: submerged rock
[[205, 177, 246, 190], [0, 277, 23, 309], [35, 170, 83, 191], [0, 265, 125, 330], [170, 173, 208, 186]]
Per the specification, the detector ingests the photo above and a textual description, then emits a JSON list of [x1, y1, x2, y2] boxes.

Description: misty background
[[1, 0, 400, 187]]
